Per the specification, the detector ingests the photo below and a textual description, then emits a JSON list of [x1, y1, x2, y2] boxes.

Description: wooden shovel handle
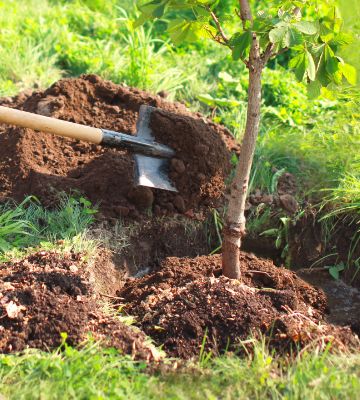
[[0, 106, 103, 144]]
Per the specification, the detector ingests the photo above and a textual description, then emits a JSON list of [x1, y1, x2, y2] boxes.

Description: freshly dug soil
[[0, 74, 236, 218], [150, 109, 232, 213], [298, 269, 360, 337], [0, 251, 158, 360], [118, 253, 359, 359]]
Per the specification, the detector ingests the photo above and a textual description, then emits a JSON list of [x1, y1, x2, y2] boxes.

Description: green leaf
[[167, 20, 212, 45], [309, 43, 326, 59], [231, 31, 252, 60], [252, 16, 273, 36], [271, 22, 303, 48], [197, 94, 241, 107], [326, 56, 339, 74], [269, 24, 288, 44], [307, 80, 322, 99], [133, 13, 149, 28], [328, 263, 345, 280], [259, 34, 270, 51], [275, 235, 282, 249], [305, 50, 316, 81], [320, 23, 334, 43], [333, 69, 343, 85], [153, 3, 166, 17], [289, 53, 307, 82], [260, 228, 279, 237], [295, 60, 307, 82], [316, 49, 331, 86], [285, 28, 303, 47], [330, 32, 353, 47], [134, 0, 168, 24], [244, 19, 252, 30], [293, 21, 318, 35], [341, 63, 357, 85], [137, 0, 163, 15], [329, 267, 340, 280]]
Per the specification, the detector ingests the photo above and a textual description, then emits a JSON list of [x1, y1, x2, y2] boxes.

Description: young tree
[[136, 0, 356, 279]]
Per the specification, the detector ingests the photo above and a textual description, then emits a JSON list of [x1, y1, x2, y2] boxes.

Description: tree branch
[[261, 43, 275, 65], [206, 29, 228, 47], [238, 0, 253, 29], [270, 47, 289, 59], [206, 6, 228, 44]]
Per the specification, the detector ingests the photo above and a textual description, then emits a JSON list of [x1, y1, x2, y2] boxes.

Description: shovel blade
[[134, 154, 177, 192], [133, 104, 177, 192]]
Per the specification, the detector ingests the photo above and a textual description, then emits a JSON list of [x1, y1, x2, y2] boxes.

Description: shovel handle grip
[[0, 106, 103, 144]]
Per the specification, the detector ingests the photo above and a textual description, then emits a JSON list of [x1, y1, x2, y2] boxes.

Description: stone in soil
[[0, 74, 237, 218], [117, 252, 359, 359]]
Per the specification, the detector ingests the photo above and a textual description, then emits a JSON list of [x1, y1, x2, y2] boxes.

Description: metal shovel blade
[[133, 105, 177, 192], [134, 154, 177, 192]]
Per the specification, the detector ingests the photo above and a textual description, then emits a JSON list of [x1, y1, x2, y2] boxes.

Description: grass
[[0, 341, 359, 400], [0, 195, 98, 261]]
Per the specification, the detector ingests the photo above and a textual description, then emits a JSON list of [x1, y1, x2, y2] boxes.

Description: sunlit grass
[[0, 195, 98, 261], [0, 340, 359, 400]]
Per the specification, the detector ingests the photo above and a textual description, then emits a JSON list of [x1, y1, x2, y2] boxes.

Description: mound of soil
[[0, 74, 237, 218], [0, 251, 158, 360], [118, 253, 359, 359]]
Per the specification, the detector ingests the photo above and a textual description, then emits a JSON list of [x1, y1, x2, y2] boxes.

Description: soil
[[0, 74, 237, 218], [1, 76, 359, 362], [289, 209, 360, 288], [90, 215, 215, 280], [117, 252, 359, 359], [0, 251, 159, 360], [298, 269, 360, 337], [150, 109, 232, 213]]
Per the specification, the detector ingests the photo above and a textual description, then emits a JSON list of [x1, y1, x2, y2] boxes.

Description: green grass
[[0, 195, 97, 261], [0, 341, 359, 400]]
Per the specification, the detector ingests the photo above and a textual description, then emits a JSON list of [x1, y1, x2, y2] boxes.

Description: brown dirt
[[0, 74, 237, 218], [0, 251, 158, 360], [151, 109, 232, 213], [117, 252, 359, 359], [288, 209, 360, 288], [91, 216, 215, 280], [298, 269, 360, 337]]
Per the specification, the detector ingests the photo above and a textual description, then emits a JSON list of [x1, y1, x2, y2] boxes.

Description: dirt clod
[[279, 194, 299, 214]]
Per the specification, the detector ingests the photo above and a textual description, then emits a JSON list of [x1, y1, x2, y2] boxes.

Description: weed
[[326, 261, 346, 280], [246, 205, 272, 236], [260, 215, 293, 266], [198, 329, 212, 368]]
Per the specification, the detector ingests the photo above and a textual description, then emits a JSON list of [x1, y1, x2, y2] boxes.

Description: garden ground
[[0, 0, 359, 399]]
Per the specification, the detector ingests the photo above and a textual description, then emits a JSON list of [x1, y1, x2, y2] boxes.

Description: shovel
[[0, 104, 177, 192]]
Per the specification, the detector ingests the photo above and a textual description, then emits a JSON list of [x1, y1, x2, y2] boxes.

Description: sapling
[[136, 0, 356, 279]]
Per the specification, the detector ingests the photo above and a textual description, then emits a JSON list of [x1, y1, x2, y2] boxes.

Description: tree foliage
[[135, 0, 356, 97]]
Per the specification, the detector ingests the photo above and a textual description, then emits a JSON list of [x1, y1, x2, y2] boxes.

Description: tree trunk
[[222, 39, 263, 279]]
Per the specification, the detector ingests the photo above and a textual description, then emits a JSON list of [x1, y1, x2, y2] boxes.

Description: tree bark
[[239, 0, 253, 28], [222, 37, 263, 279]]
